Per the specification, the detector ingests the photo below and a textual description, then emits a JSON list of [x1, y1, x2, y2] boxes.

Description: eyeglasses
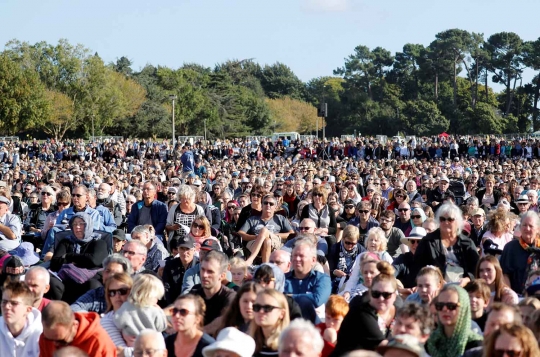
[[439, 217, 456, 222], [494, 349, 523, 357], [263, 201, 276, 206], [108, 288, 130, 297], [358, 210, 370, 214], [171, 307, 193, 317], [57, 201, 70, 207], [411, 215, 421, 219], [253, 304, 281, 313], [192, 223, 205, 230], [251, 193, 262, 198], [72, 194, 84, 198], [435, 302, 460, 311], [343, 241, 356, 246], [371, 290, 395, 299], [298, 226, 311, 231], [41, 192, 53, 196], [121, 249, 143, 256], [398, 208, 409, 212], [395, 194, 405, 198]]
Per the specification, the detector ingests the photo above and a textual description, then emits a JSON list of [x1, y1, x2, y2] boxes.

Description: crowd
[[1, 134, 540, 356]]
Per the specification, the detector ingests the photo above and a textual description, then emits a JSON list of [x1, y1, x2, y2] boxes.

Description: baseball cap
[[168, 187, 178, 194], [113, 229, 126, 241], [188, 173, 196, 179], [241, 178, 250, 183], [193, 179, 202, 187], [200, 239, 222, 252], [0, 196, 10, 205], [439, 175, 450, 183], [176, 235, 195, 249], [471, 208, 485, 216]]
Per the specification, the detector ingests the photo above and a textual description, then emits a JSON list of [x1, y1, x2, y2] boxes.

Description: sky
[[1, 0, 540, 88]]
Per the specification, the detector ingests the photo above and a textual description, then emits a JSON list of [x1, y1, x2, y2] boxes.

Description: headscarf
[[68, 212, 95, 249], [410, 207, 426, 228], [427, 285, 483, 357]]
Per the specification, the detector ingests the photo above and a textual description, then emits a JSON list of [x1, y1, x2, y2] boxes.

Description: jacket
[[56, 206, 102, 231], [39, 312, 117, 357], [414, 228, 479, 281], [475, 188, 502, 209], [283, 269, 331, 308], [163, 256, 199, 304], [0, 308, 42, 357], [127, 199, 168, 235]]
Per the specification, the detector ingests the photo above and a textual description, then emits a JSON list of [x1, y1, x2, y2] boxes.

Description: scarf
[[427, 285, 483, 357], [519, 236, 540, 279], [407, 190, 418, 202], [410, 208, 426, 228], [337, 241, 359, 274]]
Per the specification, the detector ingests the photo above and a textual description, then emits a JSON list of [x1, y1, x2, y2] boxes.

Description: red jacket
[[39, 312, 117, 357]]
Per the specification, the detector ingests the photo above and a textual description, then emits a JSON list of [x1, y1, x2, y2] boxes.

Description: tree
[[39, 90, 76, 140], [266, 97, 320, 133], [258, 62, 305, 100], [522, 38, 540, 130], [401, 100, 449, 136]]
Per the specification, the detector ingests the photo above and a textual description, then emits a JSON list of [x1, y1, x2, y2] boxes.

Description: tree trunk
[[435, 72, 439, 101], [484, 69, 489, 103], [505, 77, 514, 116], [453, 57, 458, 106], [533, 75, 540, 131]]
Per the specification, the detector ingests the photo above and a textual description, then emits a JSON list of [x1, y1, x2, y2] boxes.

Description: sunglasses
[[371, 290, 395, 299], [439, 216, 456, 222], [251, 193, 262, 198], [108, 288, 129, 297], [298, 226, 311, 231], [398, 208, 409, 212], [72, 194, 84, 198], [435, 302, 460, 311], [395, 194, 405, 198], [494, 350, 523, 357], [227, 206, 237, 209], [408, 239, 420, 245], [57, 201, 70, 206], [411, 215, 421, 219], [172, 307, 193, 317], [192, 223, 205, 230], [313, 193, 324, 197], [343, 241, 356, 246], [41, 192, 53, 196], [345, 205, 355, 209], [358, 210, 370, 214], [253, 304, 281, 313], [263, 201, 276, 206]]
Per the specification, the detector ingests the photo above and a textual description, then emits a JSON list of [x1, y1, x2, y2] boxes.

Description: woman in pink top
[[188, 215, 221, 253]]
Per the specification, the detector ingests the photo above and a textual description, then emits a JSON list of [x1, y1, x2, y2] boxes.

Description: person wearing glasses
[[393, 227, 427, 290], [219, 281, 263, 333], [331, 261, 399, 355], [165, 294, 215, 357], [121, 240, 149, 275], [166, 185, 207, 242], [426, 285, 483, 357], [427, 175, 455, 212], [40, 300, 116, 357], [414, 203, 479, 287], [100, 272, 134, 356], [328, 225, 366, 294], [24, 186, 56, 246], [348, 201, 379, 246], [300, 186, 338, 245]]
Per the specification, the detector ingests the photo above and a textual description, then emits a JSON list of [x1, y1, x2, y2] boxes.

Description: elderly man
[[135, 329, 167, 357], [0, 280, 42, 357], [95, 183, 123, 227], [278, 318, 324, 357], [121, 240, 149, 275], [515, 194, 531, 215], [25, 266, 51, 311], [281, 218, 328, 256], [283, 239, 331, 323], [270, 249, 291, 273], [71, 254, 131, 315], [127, 181, 168, 237], [469, 208, 487, 247], [0, 193, 22, 251], [39, 301, 116, 357], [427, 175, 455, 211], [87, 188, 117, 232], [348, 201, 379, 246], [239, 193, 294, 264], [131, 225, 169, 272]]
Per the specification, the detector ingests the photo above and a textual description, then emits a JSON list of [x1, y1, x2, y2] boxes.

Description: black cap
[[200, 239, 222, 252], [344, 199, 355, 206], [176, 234, 195, 249], [274, 190, 283, 197], [482, 239, 503, 255], [112, 229, 126, 241]]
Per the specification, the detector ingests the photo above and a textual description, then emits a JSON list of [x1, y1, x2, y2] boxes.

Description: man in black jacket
[[427, 175, 455, 212], [162, 234, 198, 305]]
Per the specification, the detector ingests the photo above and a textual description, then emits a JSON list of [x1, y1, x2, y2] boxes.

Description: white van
[[272, 132, 300, 143]]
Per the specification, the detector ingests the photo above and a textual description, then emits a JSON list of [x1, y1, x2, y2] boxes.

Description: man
[[380, 178, 393, 200], [393, 202, 412, 236], [105, 176, 126, 216], [348, 201, 379, 245], [501, 211, 539, 293], [25, 266, 51, 311], [528, 190, 539, 212], [71, 254, 131, 314], [120, 240, 148, 274], [131, 225, 169, 272], [239, 194, 294, 264], [0, 280, 42, 357], [134, 329, 167, 357], [180, 145, 195, 178], [190, 250, 236, 328], [376, 335, 427, 357], [112, 229, 126, 253], [55, 185, 101, 230], [391, 302, 432, 343], [283, 239, 331, 323], [127, 181, 168, 237], [0, 193, 22, 251], [53, 347, 89, 357], [515, 194, 530, 215], [95, 184, 123, 227], [378, 210, 406, 258], [163, 234, 199, 304], [88, 188, 117, 232], [182, 239, 221, 293], [427, 175, 455, 211], [469, 208, 487, 247], [278, 318, 324, 357], [39, 301, 116, 357], [270, 249, 291, 273], [281, 218, 328, 256]]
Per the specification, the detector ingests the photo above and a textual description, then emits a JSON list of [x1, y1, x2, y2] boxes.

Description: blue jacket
[[181, 150, 194, 173], [56, 206, 102, 231], [95, 205, 117, 233], [127, 199, 168, 235], [284, 270, 331, 308]]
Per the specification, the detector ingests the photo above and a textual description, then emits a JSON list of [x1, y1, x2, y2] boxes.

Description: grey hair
[[293, 236, 317, 258], [203, 250, 229, 274], [87, 188, 96, 198], [135, 328, 166, 351], [177, 184, 196, 201], [435, 203, 464, 236], [278, 319, 324, 354], [466, 196, 479, 206], [40, 185, 57, 204], [521, 210, 540, 228], [26, 266, 50, 285], [124, 240, 148, 256], [103, 254, 133, 275], [131, 225, 151, 237]]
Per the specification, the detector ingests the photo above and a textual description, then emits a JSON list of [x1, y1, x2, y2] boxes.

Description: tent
[[438, 132, 449, 138]]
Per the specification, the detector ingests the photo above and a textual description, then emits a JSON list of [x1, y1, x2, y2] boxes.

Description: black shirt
[[165, 332, 215, 357], [190, 284, 236, 325]]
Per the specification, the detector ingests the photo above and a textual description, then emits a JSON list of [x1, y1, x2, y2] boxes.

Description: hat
[[188, 173, 196, 179], [193, 179, 202, 186], [232, 172, 239, 178], [273, 190, 283, 197], [0, 195, 10, 205], [439, 175, 450, 183], [167, 187, 178, 194], [471, 208, 485, 216], [344, 199, 355, 206], [112, 229, 126, 241], [313, 178, 322, 184], [462, 221, 472, 236], [276, 177, 285, 183], [9, 242, 39, 266], [328, 176, 336, 183], [0, 254, 11, 270], [376, 334, 427, 357], [527, 277, 540, 296], [241, 178, 250, 183], [2, 256, 25, 276], [200, 239, 222, 252], [421, 175, 430, 181], [202, 327, 256, 357], [401, 227, 427, 246], [498, 199, 511, 210], [0, 181, 6, 188], [516, 194, 529, 204], [176, 234, 195, 249]]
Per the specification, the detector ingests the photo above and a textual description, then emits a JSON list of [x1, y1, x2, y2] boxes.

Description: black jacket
[[50, 236, 108, 272], [475, 188, 502, 209], [414, 229, 479, 280], [162, 256, 199, 305]]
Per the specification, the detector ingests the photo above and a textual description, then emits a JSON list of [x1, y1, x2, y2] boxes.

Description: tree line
[[1, 29, 540, 140]]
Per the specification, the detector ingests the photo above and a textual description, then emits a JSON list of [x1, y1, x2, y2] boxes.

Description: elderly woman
[[300, 186, 337, 245], [414, 203, 479, 287], [410, 207, 427, 229], [166, 184, 206, 241], [405, 180, 422, 202]]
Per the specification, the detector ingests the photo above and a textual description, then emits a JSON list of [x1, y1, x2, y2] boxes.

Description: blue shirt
[[56, 206, 102, 231], [284, 269, 331, 308]]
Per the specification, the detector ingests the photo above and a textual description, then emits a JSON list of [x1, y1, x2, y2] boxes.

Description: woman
[[386, 188, 409, 212], [464, 180, 476, 201], [223, 200, 239, 225], [362, 185, 377, 202], [328, 225, 366, 293], [414, 203, 479, 286], [338, 186, 349, 205], [393, 227, 427, 289], [332, 261, 399, 354], [405, 180, 422, 203], [346, 182, 361, 204], [484, 323, 540, 357], [166, 185, 206, 241], [220, 282, 263, 332], [166, 294, 216, 357], [370, 192, 385, 221], [236, 185, 265, 232], [282, 182, 300, 218], [476, 174, 501, 211], [339, 199, 356, 223], [300, 186, 337, 245], [101, 272, 134, 357], [426, 285, 483, 357], [248, 289, 290, 357], [410, 207, 426, 228], [476, 255, 518, 305], [481, 208, 513, 252]]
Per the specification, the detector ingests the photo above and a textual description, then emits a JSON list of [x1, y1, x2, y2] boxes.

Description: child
[[406, 265, 445, 306], [113, 274, 167, 346], [364, 227, 393, 263], [317, 295, 349, 357], [465, 278, 490, 333], [229, 257, 248, 288]]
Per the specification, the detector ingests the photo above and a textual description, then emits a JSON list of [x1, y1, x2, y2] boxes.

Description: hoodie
[[0, 308, 42, 357], [39, 312, 117, 357]]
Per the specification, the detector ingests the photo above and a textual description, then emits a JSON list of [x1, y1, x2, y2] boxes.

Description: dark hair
[[396, 302, 434, 335], [174, 294, 206, 329], [464, 278, 491, 303], [220, 281, 262, 332]]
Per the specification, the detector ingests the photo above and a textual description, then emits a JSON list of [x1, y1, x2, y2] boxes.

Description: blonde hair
[[342, 225, 359, 243], [128, 274, 165, 307], [230, 256, 247, 273], [366, 227, 387, 252], [416, 266, 445, 288], [249, 289, 290, 353]]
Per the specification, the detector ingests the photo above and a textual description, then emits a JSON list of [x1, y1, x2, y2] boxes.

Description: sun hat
[[400, 227, 427, 246], [9, 242, 39, 266], [377, 334, 427, 357], [202, 327, 256, 357]]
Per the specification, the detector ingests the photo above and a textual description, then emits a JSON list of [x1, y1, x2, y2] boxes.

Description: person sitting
[[25, 266, 51, 311], [328, 225, 366, 294], [202, 327, 256, 357], [278, 318, 325, 357], [23, 185, 56, 245], [0, 193, 23, 252], [135, 329, 168, 357], [163, 234, 199, 305], [131, 225, 169, 272], [393, 227, 426, 290], [465, 279, 490, 333], [316, 295, 349, 357]]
